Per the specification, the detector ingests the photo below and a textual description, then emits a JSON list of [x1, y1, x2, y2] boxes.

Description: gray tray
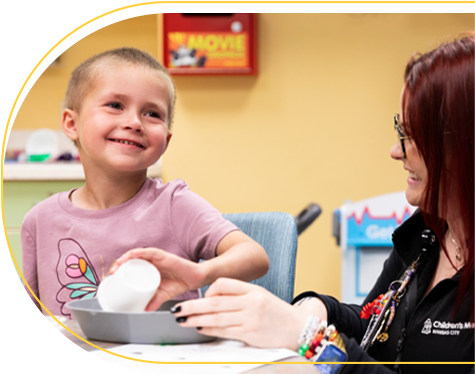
[[66, 298, 215, 344]]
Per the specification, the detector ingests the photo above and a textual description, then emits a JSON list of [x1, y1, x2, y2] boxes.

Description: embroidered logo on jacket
[[421, 319, 432, 335], [421, 318, 475, 336]]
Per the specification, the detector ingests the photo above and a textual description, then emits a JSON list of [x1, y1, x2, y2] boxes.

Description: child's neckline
[[68, 178, 149, 210], [60, 178, 154, 218]]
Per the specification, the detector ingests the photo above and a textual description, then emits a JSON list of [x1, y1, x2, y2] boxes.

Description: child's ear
[[62, 108, 79, 141], [164, 132, 172, 152]]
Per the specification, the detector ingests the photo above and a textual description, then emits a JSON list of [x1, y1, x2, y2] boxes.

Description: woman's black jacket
[[293, 211, 474, 374]]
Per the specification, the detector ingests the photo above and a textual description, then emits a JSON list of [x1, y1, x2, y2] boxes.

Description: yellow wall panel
[[10, 13, 474, 300]]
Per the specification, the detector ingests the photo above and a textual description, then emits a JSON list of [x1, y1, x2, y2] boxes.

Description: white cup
[[97, 259, 161, 312]]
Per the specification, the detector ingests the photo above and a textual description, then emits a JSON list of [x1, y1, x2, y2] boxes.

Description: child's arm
[[202, 230, 269, 284], [110, 232, 268, 310]]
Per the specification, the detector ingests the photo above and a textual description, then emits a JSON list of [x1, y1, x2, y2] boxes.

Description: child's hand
[[110, 248, 207, 311]]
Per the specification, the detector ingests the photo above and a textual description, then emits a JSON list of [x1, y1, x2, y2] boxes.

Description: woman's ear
[[62, 108, 79, 141]]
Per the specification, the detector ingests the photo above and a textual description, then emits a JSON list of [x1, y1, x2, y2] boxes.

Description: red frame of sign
[[163, 14, 257, 75]]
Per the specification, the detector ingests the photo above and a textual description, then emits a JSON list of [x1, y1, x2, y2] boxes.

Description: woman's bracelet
[[298, 315, 321, 347], [298, 316, 347, 374], [298, 316, 338, 360]]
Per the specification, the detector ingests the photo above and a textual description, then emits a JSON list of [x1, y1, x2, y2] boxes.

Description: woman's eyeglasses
[[394, 114, 410, 158]]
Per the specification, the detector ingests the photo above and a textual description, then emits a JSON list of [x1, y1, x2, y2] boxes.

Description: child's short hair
[[64, 47, 176, 128]]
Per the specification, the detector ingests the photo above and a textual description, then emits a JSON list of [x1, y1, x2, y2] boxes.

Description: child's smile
[[109, 138, 145, 148]]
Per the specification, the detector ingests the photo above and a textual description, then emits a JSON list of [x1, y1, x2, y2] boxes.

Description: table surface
[[62, 319, 321, 373]]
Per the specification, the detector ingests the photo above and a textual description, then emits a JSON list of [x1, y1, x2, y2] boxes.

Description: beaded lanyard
[[360, 229, 434, 351]]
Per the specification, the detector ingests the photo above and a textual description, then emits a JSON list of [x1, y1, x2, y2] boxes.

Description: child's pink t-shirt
[[21, 178, 238, 318]]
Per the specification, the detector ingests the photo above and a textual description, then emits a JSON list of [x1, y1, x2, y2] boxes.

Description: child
[[21, 48, 269, 318]]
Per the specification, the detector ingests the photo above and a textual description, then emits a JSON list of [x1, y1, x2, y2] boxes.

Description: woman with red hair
[[137, 33, 475, 373]]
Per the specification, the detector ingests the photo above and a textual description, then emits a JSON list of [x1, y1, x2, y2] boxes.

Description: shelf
[[2, 160, 162, 181]]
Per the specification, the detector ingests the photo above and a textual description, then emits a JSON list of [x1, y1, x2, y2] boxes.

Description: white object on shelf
[[7, 130, 78, 157], [25, 129, 60, 160]]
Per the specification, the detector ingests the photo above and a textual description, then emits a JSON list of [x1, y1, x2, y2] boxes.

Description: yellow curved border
[[0, 1, 475, 365]]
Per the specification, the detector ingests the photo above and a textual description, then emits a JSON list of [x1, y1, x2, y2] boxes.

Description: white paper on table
[[89, 339, 299, 374]]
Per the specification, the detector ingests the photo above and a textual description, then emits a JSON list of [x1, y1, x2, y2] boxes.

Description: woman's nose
[[390, 142, 403, 160]]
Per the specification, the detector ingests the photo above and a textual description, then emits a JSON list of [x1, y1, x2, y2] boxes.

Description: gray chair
[[222, 212, 298, 303]]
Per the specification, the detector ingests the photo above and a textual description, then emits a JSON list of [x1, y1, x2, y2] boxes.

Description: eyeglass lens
[[394, 114, 407, 158]]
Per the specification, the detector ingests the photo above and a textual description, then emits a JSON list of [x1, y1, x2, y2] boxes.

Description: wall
[[10, 13, 474, 299]]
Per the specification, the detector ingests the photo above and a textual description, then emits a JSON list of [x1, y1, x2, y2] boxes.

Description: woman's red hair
[[402, 33, 474, 315]]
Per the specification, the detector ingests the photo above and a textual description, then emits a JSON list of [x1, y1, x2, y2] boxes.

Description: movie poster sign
[[163, 14, 257, 75]]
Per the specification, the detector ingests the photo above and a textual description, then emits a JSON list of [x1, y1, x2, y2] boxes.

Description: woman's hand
[[172, 278, 309, 350], [109, 248, 207, 311]]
